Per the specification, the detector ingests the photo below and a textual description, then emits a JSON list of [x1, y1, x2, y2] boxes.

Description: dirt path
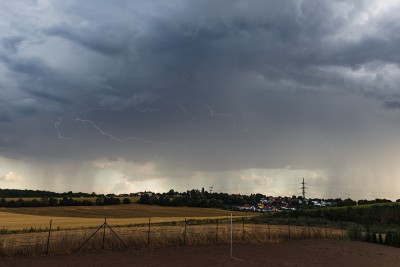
[[2, 239, 400, 267]]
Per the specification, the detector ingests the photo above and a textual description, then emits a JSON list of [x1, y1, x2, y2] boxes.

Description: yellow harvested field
[[0, 204, 246, 230], [0, 204, 245, 218]]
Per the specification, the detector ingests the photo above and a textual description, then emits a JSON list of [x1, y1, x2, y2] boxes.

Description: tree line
[[0, 188, 94, 198], [0, 196, 132, 208], [283, 203, 400, 225], [137, 189, 268, 209], [1, 188, 399, 210]]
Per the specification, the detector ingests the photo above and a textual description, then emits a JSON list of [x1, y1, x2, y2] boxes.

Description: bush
[[378, 232, 384, 244], [365, 225, 371, 242], [122, 198, 132, 204], [348, 224, 363, 241], [385, 231, 393, 246], [372, 232, 378, 243]]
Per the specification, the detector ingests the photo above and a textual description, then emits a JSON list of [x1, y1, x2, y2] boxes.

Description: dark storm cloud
[[0, 54, 49, 77], [1, 36, 25, 54], [0, 108, 10, 122], [0, 54, 79, 109], [2, 0, 400, 191], [383, 100, 400, 110], [44, 22, 135, 55]]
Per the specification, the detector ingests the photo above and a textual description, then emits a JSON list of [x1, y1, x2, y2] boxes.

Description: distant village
[[129, 189, 343, 212], [231, 196, 337, 212], [130, 189, 394, 212]]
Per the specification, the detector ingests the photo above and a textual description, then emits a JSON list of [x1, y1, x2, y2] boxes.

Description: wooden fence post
[[242, 217, 245, 240], [184, 218, 187, 245], [102, 217, 106, 249], [230, 213, 233, 258], [148, 217, 151, 246], [216, 219, 219, 242], [46, 219, 52, 254], [340, 222, 343, 240]]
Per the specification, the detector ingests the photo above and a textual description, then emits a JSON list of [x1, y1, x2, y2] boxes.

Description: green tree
[[342, 198, 356, 207], [0, 198, 7, 207], [139, 194, 151, 204], [95, 196, 105, 205], [48, 197, 59, 206], [122, 198, 132, 204], [158, 195, 170, 206]]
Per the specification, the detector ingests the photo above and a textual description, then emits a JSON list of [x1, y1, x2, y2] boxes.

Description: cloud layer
[[1, 1, 400, 198], [0, 171, 23, 182]]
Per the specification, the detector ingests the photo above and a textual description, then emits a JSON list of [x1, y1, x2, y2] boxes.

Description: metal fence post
[[46, 219, 52, 254]]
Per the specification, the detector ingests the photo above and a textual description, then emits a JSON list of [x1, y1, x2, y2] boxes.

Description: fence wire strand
[[0, 215, 388, 257]]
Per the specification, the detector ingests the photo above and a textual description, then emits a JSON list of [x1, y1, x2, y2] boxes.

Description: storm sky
[[1, 0, 400, 199]]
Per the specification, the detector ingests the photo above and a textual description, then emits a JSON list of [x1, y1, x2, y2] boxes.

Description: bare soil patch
[[2, 239, 399, 267]]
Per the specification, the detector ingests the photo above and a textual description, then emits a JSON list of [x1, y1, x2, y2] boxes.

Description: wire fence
[[0, 215, 352, 257]]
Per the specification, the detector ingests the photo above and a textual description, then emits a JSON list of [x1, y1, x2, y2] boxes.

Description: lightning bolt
[[74, 116, 181, 146], [55, 101, 241, 146], [54, 116, 73, 141], [201, 102, 236, 127], [82, 107, 107, 128]]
